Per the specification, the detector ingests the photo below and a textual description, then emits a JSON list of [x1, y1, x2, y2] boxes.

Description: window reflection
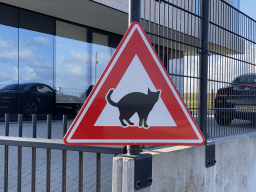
[[0, 9, 123, 118], [92, 32, 112, 85], [55, 21, 90, 116], [55, 37, 90, 100], [169, 51, 184, 95], [19, 29, 54, 87], [0, 24, 18, 115]]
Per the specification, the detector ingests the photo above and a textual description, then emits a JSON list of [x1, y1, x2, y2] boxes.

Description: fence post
[[199, 0, 210, 142]]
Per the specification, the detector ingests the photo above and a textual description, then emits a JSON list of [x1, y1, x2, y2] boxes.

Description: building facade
[[0, 0, 240, 117]]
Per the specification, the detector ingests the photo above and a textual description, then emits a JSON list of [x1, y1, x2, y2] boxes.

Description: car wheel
[[214, 111, 232, 126], [72, 104, 82, 117], [23, 100, 38, 117]]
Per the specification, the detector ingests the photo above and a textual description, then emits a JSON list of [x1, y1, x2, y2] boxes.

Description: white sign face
[[95, 55, 176, 128]]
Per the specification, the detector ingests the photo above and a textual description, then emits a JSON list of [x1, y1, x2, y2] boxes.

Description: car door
[[35, 84, 55, 112], [231, 75, 256, 111], [246, 75, 256, 110]]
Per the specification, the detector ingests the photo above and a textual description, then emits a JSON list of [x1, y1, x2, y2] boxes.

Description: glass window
[[111, 34, 123, 48], [19, 9, 54, 35], [36, 85, 53, 93], [0, 5, 125, 118], [111, 34, 122, 56], [56, 21, 87, 42], [19, 28, 54, 87], [93, 32, 108, 46], [91, 32, 112, 85], [56, 20, 90, 104], [0, 24, 18, 115], [169, 50, 184, 95]]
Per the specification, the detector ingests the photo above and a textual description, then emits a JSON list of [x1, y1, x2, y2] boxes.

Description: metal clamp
[[134, 154, 152, 190], [205, 141, 217, 168], [118, 153, 153, 190]]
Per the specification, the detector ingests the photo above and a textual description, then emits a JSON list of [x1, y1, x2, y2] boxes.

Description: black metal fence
[[142, 0, 256, 140], [0, 114, 125, 192]]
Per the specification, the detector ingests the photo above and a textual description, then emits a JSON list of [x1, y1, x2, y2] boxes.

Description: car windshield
[[232, 75, 256, 85], [0, 84, 27, 91]]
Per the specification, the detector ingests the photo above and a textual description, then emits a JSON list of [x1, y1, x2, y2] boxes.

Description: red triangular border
[[63, 22, 205, 145]]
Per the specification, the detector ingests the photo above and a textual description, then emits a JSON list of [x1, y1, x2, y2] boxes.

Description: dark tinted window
[[111, 34, 123, 48], [1, 84, 27, 90], [19, 9, 55, 35], [233, 75, 256, 84]]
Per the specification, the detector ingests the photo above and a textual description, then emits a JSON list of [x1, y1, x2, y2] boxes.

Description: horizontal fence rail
[[0, 114, 125, 192], [142, 0, 256, 139]]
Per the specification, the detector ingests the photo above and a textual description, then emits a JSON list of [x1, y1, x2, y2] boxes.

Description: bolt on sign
[[63, 22, 205, 145]]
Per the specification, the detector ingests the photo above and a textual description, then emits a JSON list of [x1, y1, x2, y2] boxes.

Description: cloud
[[0, 38, 18, 61], [70, 65, 83, 74], [19, 66, 37, 81], [70, 50, 89, 61], [56, 49, 91, 90], [59, 49, 90, 75], [182, 42, 256, 93], [33, 36, 51, 46], [0, 35, 54, 86], [0, 66, 18, 85]]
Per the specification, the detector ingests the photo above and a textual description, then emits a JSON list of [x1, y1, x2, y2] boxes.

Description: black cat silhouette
[[106, 88, 161, 128]]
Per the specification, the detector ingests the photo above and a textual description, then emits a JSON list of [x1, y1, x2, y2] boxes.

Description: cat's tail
[[107, 89, 118, 107]]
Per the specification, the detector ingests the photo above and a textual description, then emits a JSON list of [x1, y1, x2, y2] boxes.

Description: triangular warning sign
[[64, 22, 205, 145]]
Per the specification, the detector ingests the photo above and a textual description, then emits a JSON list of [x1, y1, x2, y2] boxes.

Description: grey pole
[[199, 0, 210, 142], [129, 0, 141, 25], [127, 0, 141, 155]]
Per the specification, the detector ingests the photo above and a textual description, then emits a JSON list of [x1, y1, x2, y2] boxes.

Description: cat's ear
[[148, 88, 152, 94]]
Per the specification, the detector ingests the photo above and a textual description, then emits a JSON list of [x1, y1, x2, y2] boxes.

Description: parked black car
[[0, 83, 84, 117], [214, 74, 256, 126]]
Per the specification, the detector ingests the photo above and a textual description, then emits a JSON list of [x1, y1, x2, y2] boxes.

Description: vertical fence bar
[[46, 114, 52, 192], [47, 114, 52, 140], [32, 114, 37, 138], [31, 114, 37, 192], [96, 153, 101, 192], [17, 114, 23, 192], [18, 114, 23, 137], [199, 0, 210, 142], [17, 150, 22, 192], [4, 113, 9, 192], [79, 151, 83, 192], [62, 115, 67, 192], [5, 113, 9, 136]]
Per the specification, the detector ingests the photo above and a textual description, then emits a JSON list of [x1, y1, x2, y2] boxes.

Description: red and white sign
[[63, 22, 205, 145]]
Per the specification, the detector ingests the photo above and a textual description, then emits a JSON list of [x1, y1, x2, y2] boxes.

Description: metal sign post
[[128, 0, 142, 156]]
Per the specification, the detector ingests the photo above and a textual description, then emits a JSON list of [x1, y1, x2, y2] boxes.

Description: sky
[[0, 23, 114, 98], [240, 0, 256, 20]]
